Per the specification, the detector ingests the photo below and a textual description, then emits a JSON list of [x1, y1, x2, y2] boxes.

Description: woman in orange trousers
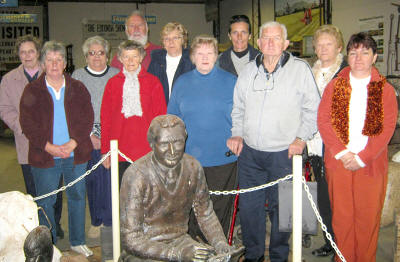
[[318, 32, 398, 262]]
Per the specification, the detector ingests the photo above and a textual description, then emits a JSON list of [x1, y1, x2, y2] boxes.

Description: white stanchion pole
[[292, 155, 302, 262], [110, 140, 120, 261]]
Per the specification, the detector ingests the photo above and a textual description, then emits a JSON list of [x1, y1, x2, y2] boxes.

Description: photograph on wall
[[275, 0, 323, 56]]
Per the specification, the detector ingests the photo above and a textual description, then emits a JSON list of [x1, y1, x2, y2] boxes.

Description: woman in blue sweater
[[168, 35, 237, 241]]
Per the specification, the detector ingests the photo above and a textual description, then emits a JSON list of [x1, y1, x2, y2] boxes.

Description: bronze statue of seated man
[[119, 114, 241, 262]]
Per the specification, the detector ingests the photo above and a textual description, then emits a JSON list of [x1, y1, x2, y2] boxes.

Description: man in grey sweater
[[227, 21, 320, 262]]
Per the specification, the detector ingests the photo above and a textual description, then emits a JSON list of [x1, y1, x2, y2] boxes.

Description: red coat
[[318, 66, 398, 175], [100, 67, 167, 162]]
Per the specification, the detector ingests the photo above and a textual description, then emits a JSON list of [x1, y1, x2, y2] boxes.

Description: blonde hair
[[161, 22, 188, 48], [313, 24, 344, 50], [189, 34, 218, 63]]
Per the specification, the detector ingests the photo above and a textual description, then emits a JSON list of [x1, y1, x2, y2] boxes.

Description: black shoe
[[312, 244, 333, 257], [56, 224, 64, 239], [243, 255, 264, 262]]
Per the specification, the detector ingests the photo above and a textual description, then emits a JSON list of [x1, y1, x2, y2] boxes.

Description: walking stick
[[228, 187, 239, 246]]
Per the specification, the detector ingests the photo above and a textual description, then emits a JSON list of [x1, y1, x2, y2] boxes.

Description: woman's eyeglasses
[[88, 51, 105, 56]]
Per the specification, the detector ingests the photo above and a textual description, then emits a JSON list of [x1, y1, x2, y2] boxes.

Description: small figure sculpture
[[119, 114, 241, 262]]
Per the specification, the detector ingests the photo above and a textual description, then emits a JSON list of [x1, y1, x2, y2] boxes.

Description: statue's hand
[[181, 243, 215, 262], [214, 241, 233, 254]]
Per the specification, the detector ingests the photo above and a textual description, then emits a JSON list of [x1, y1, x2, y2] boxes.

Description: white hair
[[259, 21, 288, 41], [125, 10, 148, 32]]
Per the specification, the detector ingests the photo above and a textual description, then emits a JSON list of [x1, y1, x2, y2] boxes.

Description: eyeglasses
[[163, 36, 182, 43], [88, 50, 105, 56]]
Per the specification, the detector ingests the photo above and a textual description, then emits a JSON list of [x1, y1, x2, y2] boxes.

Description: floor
[[0, 136, 397, 262]]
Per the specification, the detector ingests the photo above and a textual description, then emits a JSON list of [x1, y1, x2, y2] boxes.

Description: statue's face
[[153, 126, 185, 168]]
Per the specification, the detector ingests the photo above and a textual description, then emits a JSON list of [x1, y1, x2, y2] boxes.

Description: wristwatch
[[296, 137, 306, 142]]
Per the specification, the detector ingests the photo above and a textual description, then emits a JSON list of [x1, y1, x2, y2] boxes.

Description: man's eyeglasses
[[88, 51, 105, 56]]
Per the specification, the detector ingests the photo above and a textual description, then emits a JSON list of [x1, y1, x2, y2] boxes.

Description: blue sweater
[[168, 66, 237, 167]]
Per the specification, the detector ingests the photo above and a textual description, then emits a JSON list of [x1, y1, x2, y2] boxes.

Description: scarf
[[331, 73, 385, 145], [312, 53, 344, 96], [121, 66, 143, 118]]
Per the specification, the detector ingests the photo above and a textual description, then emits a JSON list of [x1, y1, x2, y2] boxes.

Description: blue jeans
[[238, 143, 292, 262], [32, 157, 87, 246]]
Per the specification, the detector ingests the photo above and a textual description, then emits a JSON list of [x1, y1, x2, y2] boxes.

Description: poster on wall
[[275, 0, 323, 56], [0, 6, 43, 67], [82, 20, 126, 56], [358, 16, 384, 73]]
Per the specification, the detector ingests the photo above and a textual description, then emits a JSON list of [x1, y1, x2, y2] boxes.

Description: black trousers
[[118, 161, 131, 188], [188, 161, 237, 242], [308, 155, 334, 247]]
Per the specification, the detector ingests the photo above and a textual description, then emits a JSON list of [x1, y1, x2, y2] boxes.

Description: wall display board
[[0, 6, 43, 66], [359, 16, 384, 72], [82, 19, 126, 50], [82, 15, 157, 58]]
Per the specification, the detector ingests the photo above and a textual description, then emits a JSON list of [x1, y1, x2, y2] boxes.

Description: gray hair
[[125, 10, 148, 32], [40, 41, 67, 64], [117, 40, 146, 59], [259, 21, 288, 41], [82, 36, 110, 58], [147, 114, 187, 146]]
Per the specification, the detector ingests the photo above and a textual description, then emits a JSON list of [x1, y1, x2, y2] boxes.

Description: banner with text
[[0, 6, 43, 65]]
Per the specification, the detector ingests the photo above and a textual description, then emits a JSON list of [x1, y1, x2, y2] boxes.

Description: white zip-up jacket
[[231, 52, 320, 152]]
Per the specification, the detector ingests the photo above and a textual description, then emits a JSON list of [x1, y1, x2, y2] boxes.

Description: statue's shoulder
[[125, 153, 153, 180]]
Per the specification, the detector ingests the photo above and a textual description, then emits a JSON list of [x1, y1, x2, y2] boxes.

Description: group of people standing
[[0, 8, 397, 262]]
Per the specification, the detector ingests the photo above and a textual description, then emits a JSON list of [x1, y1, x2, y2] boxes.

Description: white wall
[[219, 0, 397, 75], [333, 0, 396, 75], [48, 2, 212, 68]]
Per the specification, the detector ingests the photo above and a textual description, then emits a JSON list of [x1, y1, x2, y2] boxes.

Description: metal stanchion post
[[110, 140, 120, 262], [292, 155, 302, 262]]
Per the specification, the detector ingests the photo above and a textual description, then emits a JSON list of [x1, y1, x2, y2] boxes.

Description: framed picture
[[275, 0, 324, 56]]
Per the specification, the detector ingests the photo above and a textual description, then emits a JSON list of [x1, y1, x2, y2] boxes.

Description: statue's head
[[148, 114, 187, 168], [24, 225, 53, 262]]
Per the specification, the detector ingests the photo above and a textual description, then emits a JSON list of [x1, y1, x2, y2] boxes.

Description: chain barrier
[[301, 176, 346, 262], [209, 174, 293, 195], [32, 149, 346, 261], [118, 150, 134, 164], [32, 151, 111, 201]]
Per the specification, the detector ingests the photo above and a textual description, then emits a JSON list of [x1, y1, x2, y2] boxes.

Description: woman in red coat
[[318, 32, 398, 262], [101, 40, 166, 182]]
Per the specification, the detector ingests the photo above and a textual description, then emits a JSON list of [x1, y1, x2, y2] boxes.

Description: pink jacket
[[0, 65, 42, 164]]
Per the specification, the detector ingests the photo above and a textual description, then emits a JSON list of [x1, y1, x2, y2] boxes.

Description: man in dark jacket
[[218, 15, 260, 76]]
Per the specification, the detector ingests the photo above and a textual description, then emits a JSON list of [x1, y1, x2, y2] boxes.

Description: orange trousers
[[325, 162, 387, 262]]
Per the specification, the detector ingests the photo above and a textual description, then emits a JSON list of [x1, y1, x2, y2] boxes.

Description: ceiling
[[16, 0, 205, 4]]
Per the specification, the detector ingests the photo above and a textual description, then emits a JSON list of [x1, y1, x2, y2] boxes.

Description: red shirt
[[100, 67, 166, 162], [111, 42, 161, 71]]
